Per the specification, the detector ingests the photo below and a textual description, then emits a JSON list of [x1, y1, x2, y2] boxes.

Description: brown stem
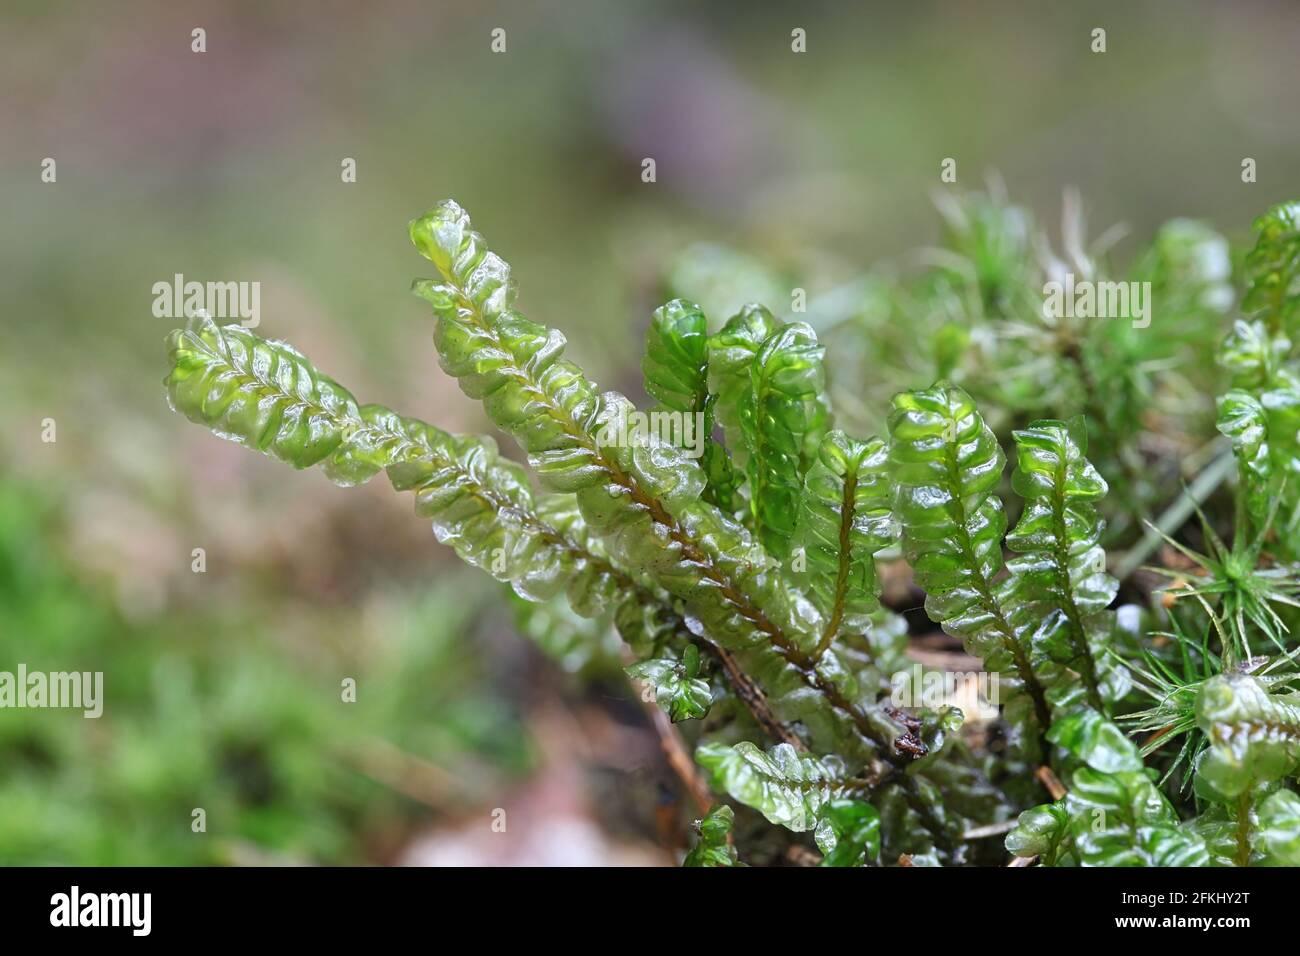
[[1035, 765, 1067, 801], [641, 698, 714, 815], [813, 468, 858, 662]]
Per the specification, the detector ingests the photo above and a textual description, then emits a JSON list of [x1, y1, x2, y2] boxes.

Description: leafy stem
[[940, 425, 1053, 733], [813, 466, 858, 662], [1236, 789, 1254, 867]]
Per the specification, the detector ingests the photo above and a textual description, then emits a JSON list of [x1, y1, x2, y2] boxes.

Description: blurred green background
[[3, 0, 1300, 864]]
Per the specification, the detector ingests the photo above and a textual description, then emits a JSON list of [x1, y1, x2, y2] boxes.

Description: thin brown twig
[[1036, 765, 1068, 801], [639, 693, 715, 815], [962, 820, 1018, 840]]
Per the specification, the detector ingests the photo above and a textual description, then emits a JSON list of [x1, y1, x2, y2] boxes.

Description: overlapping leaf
[[887, 383, 1051, 736], [706, 304, 780, 474], [165, 319, 361, 469], [795, 430, 894, 659], [627, 644, 712, 722], [1008, 712, 1209, 866], [407, 201, 928, 773], [746, 322, 831, 557], [1004, 417, 1125, 710], [1242, 201, 1300, 337], [642, 298, 739, 509], [1218, 209, 1300, 551], [695, 741, 850, 831], [1257, 788, 1300, 865], [1195, 674, 1300, 799], [683, 805, 739, 867], [1005, 804, 1069, 863], [706, 307, 831, 557], [814, 798, 882, 867], [165, 318, 685, 658], [1047, 709, 1143, 774]]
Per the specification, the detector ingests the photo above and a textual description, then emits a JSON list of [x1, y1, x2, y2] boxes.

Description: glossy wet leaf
[[683, 805, 739, 867], [1195, 674, 1300, 799], [405, 202, 964, 846], [1005, 803, 1069, 863], [1047, 710, 1143, 774], [695, 741, 849, 832], [707, 308, 830, 557], [643, 298, 739, 509], [888, 383, 1051, 744], [815, 798, 881, 867], [627, 645, 712, 722], [707, 303, 781, 476], [1242, 201, 1300, 337], [166, 319, 360, 469], [1257, 788, 1300, 865], [795, 430, 894, 656], [165, 319, 688, 659], [1005, 417, 1125, 710], [160, 194, 1300, 869]]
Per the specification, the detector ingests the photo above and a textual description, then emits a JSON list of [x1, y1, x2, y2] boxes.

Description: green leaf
[[1005, 417, 1124, 710], [643, 298, 739, 509], [696, 741, 849, 832], [407, 202, 945, 791], [795, 430, 894, 658], [410, 206, 606, 492], [1217, 389, 1277, 532], [511, 592, 621, 674], [410, 204, 803, 657], [1257, 788, 1300, 865], [1017, 761, 1209, 867], [165, 320, 360, 470], [644, 299, 711, 413], [1006, 803, 1070, 862], [1218, 384, 1300, 555], [707, 304, 782, 475], [747, 322, 832, 557], [1066, 767, 1199, 866], [888, 382, 1051, 740], [707, 307, 831, 557], [1047, 710, 1144, 774], [1023, 711, 1211, 866], [1242, 201, 1300, 336], [1218, 320, 1294, 392], [627, 645, 713, 722], [164, 319, 689, 660], [1195, 674, 1300, 799], [1136, 823, 1214, 867], [683, 805, 739, 867], [815, 798, 881, 867], [1186, 805, 1241, 867], [168, 310, 921, 837]]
